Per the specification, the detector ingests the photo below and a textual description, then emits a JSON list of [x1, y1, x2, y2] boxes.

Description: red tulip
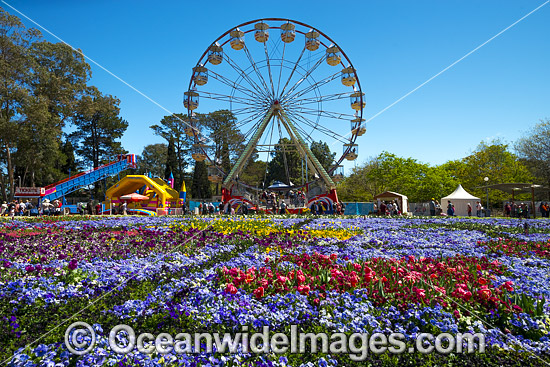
[[225, 283, 238, 294], [253, 287, 264, 299]]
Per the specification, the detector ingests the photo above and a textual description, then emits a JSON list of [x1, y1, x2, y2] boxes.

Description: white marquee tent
[[441, 185, 480, 216]]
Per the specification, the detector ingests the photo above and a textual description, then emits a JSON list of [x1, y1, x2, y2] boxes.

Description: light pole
[[18, 176, 21, 188], [484, 177, 489, 217]]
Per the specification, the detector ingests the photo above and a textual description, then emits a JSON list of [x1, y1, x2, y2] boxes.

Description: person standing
[[311, 201, 318, 215], [121, 201, 127, 215], [476, 201, 482, 217], [467, 203, 472, 217], [280, 200, 287, 215], [504, 202, 511, 217], [429, 199, 436, 216], [379, 201, 387, 216], [447, 200, 454, 216]]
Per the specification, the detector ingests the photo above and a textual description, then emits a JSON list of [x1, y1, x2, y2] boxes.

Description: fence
[[342, 202, 375, 215]]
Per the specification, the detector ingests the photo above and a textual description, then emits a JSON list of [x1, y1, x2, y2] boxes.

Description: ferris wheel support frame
[[222, 107, 274, 188], [278, 111, 335, 189]]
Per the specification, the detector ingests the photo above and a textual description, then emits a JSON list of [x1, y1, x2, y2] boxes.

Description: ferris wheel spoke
[[287, 106, 357, 121], [285, 108, 351, 144], [282, 72, 342, 103], [199, 90, 263, 106], [223, 52, 271, 101], [235, 108, 270, 129], [230, 106, 267, 116], [207, 69, 262, 100], [275, 37, 287, 97], [278, 45, 307, 99], [285, 92, 353, 107], [242, 43, 273, 99], [263, 39, 276, 96], [279, 56, 326, 102]]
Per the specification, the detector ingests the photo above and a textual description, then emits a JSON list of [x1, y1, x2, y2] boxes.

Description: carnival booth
[[374, 191, 408, 214], [441, 184, 480, 216]]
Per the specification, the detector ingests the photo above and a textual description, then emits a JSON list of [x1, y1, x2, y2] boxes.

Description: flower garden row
[[0, 215, 549, 366]]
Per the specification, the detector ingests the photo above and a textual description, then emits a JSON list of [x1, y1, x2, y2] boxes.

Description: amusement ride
[[184, 18, 365, 213]]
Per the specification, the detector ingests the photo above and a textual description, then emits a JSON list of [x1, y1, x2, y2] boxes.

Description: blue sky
[[3, 0, 549, 175]]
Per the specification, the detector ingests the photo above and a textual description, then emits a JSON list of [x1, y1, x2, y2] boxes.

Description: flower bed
[[0, 216, 549, 366]]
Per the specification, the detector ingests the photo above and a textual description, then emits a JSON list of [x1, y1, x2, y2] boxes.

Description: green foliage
[[197, 110, 245, 173], [338, 152, 458, 202], [150, 113, 191, 184], [441, 140, 533, 206], [515, 119, 550, 190], [240, 160, 268, 187], [265, 137, 302, 186], [69, 86, 128, 169], [310, 140, 337, 173], [59, 138, 79, 175], [264, 138, 337, 187], [0, 8, 127, 200], [136, 143, 168, 178], [339, 141, 534, 206], [190, 160, 211, 199], [164, 137, 178, 182]]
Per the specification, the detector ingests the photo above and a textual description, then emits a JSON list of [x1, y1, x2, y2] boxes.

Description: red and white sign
[[14, 187, 45, 197]]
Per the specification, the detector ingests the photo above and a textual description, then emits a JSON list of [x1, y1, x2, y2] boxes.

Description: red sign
[[14, 187, 45, 197]]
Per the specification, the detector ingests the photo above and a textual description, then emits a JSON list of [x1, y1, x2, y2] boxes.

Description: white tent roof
[[442, 185, 480, 200]]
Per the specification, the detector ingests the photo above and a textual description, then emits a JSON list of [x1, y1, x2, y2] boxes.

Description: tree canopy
[[0, 8, 127, 200], [515, 119, 550, 190]]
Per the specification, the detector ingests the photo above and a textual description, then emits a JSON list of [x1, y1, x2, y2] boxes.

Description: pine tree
[[190, 160, 211, 199], [164, 136, 178, 183]]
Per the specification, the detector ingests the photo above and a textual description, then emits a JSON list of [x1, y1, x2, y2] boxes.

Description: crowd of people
[[0, 199, 64, 217], [260, 190, 307, 210], [503, 201, 533, 218], [374, 200, 403, 216], [538, 202, 550, 217]]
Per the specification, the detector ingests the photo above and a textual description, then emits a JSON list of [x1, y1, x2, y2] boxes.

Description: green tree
[[69, 86, 128, 169], [265, 138, 302, 186], [7, 41, 90, 189], [136, 143, 167, 178], [310, 140, 336, 173], [0, 8, 40, 198], [164, 137, 178, 182], [337, 152, 458, 203], [515, 119, 550, 196], [59, 138, 79, 175], [150, 113, 190, 185], [240, 160, 268, 188], [198, 110, 245, 173], [29, 41, 90, 127], [441, 140, 533, 206], [190, 160, 211, 199]]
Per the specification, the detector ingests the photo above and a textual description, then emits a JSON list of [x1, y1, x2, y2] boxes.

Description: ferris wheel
[[184, 18, 365, 208]]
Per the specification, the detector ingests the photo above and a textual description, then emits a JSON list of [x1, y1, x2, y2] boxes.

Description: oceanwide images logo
[[65, 323, 485, 360]]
